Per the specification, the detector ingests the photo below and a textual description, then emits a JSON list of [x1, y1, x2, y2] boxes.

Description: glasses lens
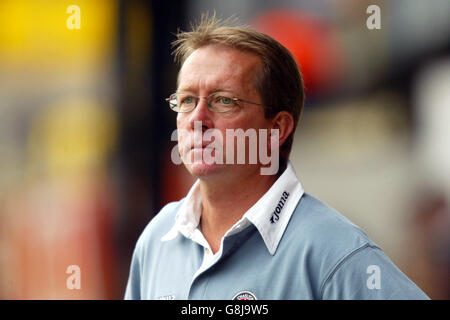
[[167, 93, 196, 112], [178, 93, 197, 113], [167, 93, 236, 113], [209, 93, 235, 113], [168, 94, 178, 111]]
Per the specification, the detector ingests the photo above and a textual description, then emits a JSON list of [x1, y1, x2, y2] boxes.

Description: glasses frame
[[165, 92, 265, 113]]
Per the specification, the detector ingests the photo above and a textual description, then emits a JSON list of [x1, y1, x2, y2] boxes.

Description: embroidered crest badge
[[232, 291, 257, 300]]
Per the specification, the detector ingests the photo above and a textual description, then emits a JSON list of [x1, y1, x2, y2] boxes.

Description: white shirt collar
[[161, 161, 304, 255]]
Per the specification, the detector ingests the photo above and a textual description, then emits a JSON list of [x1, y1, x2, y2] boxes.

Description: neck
[[198, 166, 279, 253]]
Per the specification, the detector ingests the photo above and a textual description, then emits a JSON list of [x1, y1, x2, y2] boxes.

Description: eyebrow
[[176, 87, 235, 94]]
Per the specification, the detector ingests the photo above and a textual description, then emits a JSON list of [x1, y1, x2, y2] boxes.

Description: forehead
[[177, 44, 261, 93]]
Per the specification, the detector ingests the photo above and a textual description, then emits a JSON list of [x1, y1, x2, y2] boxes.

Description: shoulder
[[281, 193, 377, 293], [320, 241, 430, 299], [287, 193, 374, 250], [135, 199, 185, 252], [124, 199, 185, 300], [285, 193, 429, 299]]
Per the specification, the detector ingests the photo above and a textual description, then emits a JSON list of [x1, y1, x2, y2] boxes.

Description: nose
[[188, 97, 213, 132]]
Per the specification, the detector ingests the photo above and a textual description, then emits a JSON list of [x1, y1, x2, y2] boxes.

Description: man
[[125, 15, 429, 300]]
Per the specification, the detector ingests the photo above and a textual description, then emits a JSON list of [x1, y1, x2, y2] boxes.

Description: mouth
[[189, 143, 213, 151]]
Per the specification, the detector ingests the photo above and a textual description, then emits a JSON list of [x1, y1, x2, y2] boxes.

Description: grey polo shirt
[[124, 162, 429, 300]]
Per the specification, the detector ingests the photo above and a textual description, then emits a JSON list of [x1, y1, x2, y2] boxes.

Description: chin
[[185, 161, 222, 178], [181, 148, 225, 178]]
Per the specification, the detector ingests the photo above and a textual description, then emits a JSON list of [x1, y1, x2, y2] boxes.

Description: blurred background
[[0, 0, 449, 299]]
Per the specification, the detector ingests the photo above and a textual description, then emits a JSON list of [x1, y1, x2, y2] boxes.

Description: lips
[[190, 143, 213, 150], [178, 142, 211, 156], [189, 135, 215, 151], [179, 133, 218, 156]]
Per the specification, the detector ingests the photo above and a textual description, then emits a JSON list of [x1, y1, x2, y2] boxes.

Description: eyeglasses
[[166, 92, 265, 113]]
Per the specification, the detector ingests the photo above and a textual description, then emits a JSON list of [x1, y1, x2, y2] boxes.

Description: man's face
[[176, 44, 273, 180]]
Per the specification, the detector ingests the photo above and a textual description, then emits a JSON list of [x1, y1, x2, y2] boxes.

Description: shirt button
[[204, 247, 210, 254]]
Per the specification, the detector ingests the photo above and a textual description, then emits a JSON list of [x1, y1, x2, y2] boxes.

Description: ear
[[270, 111, 294, 150]]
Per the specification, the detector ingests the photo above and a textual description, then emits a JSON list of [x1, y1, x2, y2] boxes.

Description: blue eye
[[213, 96, 233, 105], [182, 96, 195, 104], [220, 97, 233, 104]]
